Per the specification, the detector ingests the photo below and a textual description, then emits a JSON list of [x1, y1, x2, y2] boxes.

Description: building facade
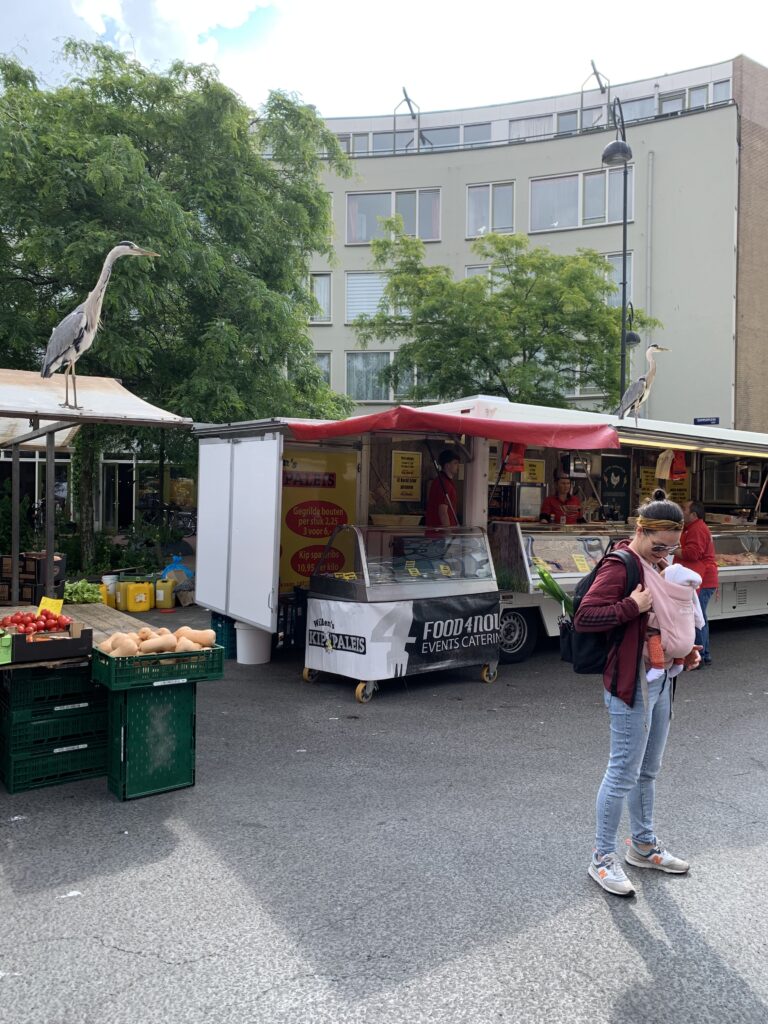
[[310, 56, 768, 431]]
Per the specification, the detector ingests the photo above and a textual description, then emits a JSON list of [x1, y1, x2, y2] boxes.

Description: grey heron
[[616, 344, 669, 425], [41, 241, 160, 408]]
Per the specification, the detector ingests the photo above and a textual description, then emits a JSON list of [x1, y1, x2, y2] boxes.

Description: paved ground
[[2, 611, 768, 1023]]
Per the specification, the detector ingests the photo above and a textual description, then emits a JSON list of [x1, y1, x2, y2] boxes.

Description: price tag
[[532, 556, 548, 568], [37, 596, 64, 618], [407, 566, 421, 577], [438, 564, 453, 576], [572, 554, 590, 573]]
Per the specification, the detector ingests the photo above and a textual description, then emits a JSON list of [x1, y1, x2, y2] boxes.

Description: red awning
[[287, 405, 618, 450]]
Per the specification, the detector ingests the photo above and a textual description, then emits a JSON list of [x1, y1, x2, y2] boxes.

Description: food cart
[[304, 524, 499, 702], [193, 405, 617, 698]]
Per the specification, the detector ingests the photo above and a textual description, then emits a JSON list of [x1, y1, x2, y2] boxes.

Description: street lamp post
[[602, 97, 633, 397]]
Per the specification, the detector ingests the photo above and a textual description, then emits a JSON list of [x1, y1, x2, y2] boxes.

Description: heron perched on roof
[[40, 241, 160, 409], [616, 344, 669, 425]]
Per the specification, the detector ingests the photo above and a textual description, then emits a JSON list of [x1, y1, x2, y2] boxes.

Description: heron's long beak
[[137, 248, 161, 258]]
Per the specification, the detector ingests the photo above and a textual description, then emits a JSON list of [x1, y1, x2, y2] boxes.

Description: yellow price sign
[[37, 597, 63, 618], [572, 554, 590, 573], [532, 556, 548, 568], [407, 566, 421, 577], [439, 563, 453, 576]]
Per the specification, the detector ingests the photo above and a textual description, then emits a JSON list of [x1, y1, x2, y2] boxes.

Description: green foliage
[[353, 220, 660, 409], [0, 42, 354, 421], [0, 482, 34, 553], [63, 579, 103, 603]]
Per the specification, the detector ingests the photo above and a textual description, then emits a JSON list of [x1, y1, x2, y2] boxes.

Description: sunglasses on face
[[650, 542, 680, 553]]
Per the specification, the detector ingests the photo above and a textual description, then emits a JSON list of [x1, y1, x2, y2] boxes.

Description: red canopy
[[287, 405, 618, 450]]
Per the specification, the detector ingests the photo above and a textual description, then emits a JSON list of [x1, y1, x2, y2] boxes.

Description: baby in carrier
[[645, 563, 705, 681]]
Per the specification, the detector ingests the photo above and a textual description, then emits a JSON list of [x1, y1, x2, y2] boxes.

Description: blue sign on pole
[[693, 416, 720, 425]]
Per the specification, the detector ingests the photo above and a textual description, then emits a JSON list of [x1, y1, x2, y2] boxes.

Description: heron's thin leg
[[72, 364, 80, 409], [62, 363, 70, 408]]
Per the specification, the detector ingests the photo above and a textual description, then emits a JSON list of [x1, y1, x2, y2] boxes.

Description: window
[[660, 92, 684, 114], [336, 134, 350, 153], [530, 175, 578, 231], [530, 167, 633, 232], [346, 272, 387, 321], [605, 253, 633, 307], [346, 351, 391, 401], [372, 130, 414, 153], [310, 273, 331, 322], [557, 111, 578, 134], [464, 122, 491, 146], [582, 106, 604, 128], [713, 79, 731, 103], [346, 189, 440, 243], [420, 126, 459, 150], [509, 115, 552, 140], [353, 133, 369, 155], [619, 96, 655, 122], [315, 352, 331, 384], [689, 85, 709, 109], [466, 181, 514, 236], [465, 265, 490, 277]]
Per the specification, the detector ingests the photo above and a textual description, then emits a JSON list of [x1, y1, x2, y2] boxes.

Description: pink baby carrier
[[641, 562, 698, 659]]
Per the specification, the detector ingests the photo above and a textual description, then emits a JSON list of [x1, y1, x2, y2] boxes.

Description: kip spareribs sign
[[305, 592, 500, 679]]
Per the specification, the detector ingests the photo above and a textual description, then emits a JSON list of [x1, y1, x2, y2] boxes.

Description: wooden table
[[2, 603, 149, 649]]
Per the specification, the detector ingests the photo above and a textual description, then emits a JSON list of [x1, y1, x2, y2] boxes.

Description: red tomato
[[1, 616, 11, 627], [57, 615, 71, 628], [33, 619, 45, 630], [23, 613, 35, 624], [11, 613, 22, 624], [17, 624, 28, 634]]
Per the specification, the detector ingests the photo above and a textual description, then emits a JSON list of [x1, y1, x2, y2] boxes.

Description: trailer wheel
[[499, 608, 539, 663], [355, 681, 374, 704], [302, 668, 319, 683]]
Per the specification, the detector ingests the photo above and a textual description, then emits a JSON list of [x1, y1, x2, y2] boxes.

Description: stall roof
[[194, 401, 620, 450], [0, 369, 192, 447], [0, 418, 80, 450]]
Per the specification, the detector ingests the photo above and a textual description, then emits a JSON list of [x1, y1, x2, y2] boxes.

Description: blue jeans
[[595, 674, 672, 857], [696, 587, 716, 662]]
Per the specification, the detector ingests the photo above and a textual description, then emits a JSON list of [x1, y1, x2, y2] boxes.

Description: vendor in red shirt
[[539, 470, 583, 524], [425, 450, 460, 527], [674, 499, 718, 665]]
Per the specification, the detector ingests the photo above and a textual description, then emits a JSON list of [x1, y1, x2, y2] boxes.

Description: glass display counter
[[305, 526, 499, 702]]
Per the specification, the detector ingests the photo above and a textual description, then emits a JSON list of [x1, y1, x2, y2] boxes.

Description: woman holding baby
[[574, 489, 701, 898]]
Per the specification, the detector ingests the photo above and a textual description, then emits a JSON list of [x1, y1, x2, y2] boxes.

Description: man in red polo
[[675, 499, 718, 665], [425, 450, 460, 527]]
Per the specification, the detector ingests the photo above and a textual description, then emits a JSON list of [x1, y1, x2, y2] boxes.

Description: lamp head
[[625, 330, 642, 347], [602, 139, 633, 166]]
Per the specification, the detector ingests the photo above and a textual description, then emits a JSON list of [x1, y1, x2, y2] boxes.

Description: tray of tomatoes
[[1, 610, 73, 635], [0, 611, 92, 664]]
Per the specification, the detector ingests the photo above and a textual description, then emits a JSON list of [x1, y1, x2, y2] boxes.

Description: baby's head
[[661, 563, 702, 589]]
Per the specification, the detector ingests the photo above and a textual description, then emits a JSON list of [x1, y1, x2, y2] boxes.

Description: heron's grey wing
[[41, 305, 88, 377], [616, 376, 646, 418]]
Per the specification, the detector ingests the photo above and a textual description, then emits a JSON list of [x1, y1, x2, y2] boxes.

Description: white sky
[[1, 1, 766, 117]]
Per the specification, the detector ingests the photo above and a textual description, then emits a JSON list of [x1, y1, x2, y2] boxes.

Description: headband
[[637, 516, 683, 530]]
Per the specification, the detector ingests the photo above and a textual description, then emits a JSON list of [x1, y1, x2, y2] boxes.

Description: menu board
[[391, 451, 422, 501], [279, 448, 358, 591]]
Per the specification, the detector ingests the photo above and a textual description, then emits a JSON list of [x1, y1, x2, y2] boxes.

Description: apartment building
[[309, 56, 768, 431]]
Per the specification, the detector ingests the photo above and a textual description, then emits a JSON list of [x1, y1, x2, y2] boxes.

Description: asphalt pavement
[[2, 610, 768, 1023]]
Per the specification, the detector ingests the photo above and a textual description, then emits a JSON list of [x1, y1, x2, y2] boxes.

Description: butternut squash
[[139, 634, 178, 654], [175, 636, 202, 653], [137, 627, 155, 642], [177, 628, 216, 647], [111, 638, 139, 658]]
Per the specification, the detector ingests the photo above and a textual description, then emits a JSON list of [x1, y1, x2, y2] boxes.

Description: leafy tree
[[0, 42, 353, 567], [353, 220, 659, 409]]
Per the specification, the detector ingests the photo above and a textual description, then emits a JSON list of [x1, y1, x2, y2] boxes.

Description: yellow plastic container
[[154, 578, 176, 609], [99, 583, 108, 604], [125, 582, 153, 612], [115, 581, 129, 611]]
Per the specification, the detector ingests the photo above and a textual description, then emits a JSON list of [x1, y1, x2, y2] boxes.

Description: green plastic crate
[[107, 682, 196, 800], [210, 613, 237, 660], [92, 645, 224, 691], [0, 743, 107, 794], [1, 708, 107, 756], [1, 662, 96, 711], [2, 690, 107, 723]]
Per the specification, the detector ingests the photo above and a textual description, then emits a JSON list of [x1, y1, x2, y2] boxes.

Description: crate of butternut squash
[[92, 625, 224, 690]]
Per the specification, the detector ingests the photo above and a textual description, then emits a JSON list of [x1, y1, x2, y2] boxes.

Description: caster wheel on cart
[[355, 681, 375, 704], [302, 668, 319, 683], [481, 664, 498, 684]]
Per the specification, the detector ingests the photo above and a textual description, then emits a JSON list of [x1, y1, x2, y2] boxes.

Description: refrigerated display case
[[304, 525, 500, 702], [709, 529, 768, 620]]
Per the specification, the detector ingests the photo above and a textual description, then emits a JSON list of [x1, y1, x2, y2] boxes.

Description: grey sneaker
[[588, 852, 636, 896], [625, 842, 690, 874]]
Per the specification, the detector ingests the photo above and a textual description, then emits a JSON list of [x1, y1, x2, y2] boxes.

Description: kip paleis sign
[[305, 592, 500, 680]]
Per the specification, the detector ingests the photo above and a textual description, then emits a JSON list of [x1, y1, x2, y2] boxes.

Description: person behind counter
[[675, 499, 718, 666], [539, 470, 583, 524], [425, 449, 460, 528]]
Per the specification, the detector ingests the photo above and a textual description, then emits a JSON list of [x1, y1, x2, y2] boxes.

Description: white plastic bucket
[[234, 621, 272, 665], [101, 574, 119, 596]]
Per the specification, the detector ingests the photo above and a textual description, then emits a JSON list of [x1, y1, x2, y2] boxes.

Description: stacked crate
[[210, 612, 237, 659], [0, 661, 107, 793], [0, 552, 66, 605], [92, 645, 223, 800]]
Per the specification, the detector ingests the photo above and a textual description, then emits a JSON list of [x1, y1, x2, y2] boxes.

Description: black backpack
[[559, 548, 640, 674]]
